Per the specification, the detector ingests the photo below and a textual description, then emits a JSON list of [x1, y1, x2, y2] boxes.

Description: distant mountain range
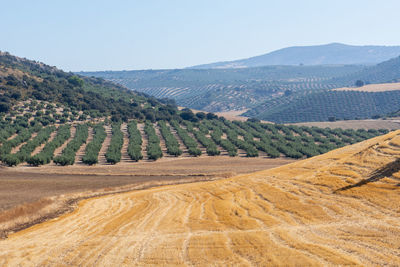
[[190, 43, 400, 69]]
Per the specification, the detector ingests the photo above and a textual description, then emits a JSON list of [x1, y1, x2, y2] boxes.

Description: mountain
[[190, 43, 400, 69]]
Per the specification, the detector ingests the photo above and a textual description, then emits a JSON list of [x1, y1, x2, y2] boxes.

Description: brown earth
[[0, 157, 295, 239], [291, 118, 400, 130], [0, 131, 399, 265]]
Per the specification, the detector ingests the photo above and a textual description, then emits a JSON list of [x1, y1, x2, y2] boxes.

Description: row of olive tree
[[127, 121, 143, 161], [27, 125, 71, 166], [158, 121, 182, 157], [82, 124, 106, 165], [53, 124, 88, 165], [105, 123, 123, 164]]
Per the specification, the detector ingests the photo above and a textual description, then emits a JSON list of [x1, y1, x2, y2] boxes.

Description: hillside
[[331, 55, 400, 85], [1, 129, 399, 265], [0, 51, 178, 122], [81, 53, 400, 113], [244, 90, 400, 123], [243, 56, 400, 122], [333, 82, 400, 92], [81, 64, 363, 112], [190, 43, 400, 68]]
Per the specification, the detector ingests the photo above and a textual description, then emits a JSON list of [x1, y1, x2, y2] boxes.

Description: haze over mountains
[[190, 43, 400, 69]]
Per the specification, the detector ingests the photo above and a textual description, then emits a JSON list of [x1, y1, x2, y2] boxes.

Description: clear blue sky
[[2, 0, 400, 71]]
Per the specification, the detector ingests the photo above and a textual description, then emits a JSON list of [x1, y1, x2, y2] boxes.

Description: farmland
[[0, 113, 388, 167], [1, 128, 399, 265], [244, 90, 400, 123], [81, 64, 363, 112]]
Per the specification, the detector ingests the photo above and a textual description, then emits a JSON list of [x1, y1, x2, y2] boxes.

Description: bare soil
[[333, 82, 400, 92], [290, 118, 400, 130], [0, 157, 295, 212]]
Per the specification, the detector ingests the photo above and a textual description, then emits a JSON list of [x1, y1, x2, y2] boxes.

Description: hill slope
[[0, 51, 179, 121], [244, 90, 400, 123], [191, 43, 400, 68], [331, 55, 400, 84], [1, 130, 399, 265], [244, 56, 400, 122], [81, 64, 363, 112]]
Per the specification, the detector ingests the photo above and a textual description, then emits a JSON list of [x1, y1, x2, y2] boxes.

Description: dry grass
[[1, 131, 400, 265], [0, 177, 217, 240], [333, 82, 400, 92], [291, 118, 400, 130]]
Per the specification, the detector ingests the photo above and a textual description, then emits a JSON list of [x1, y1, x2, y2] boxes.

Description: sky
[[2, 0, 400, 71]]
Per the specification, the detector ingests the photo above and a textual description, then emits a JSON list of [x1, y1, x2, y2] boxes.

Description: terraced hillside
[[81, 65, 363, 112], [1, 129, 399, 265]]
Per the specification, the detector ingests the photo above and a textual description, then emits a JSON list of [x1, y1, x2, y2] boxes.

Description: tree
[[195, 112, 206, 120], [0, 102, 11, 113], [67, 76, 84, 87], [355, 80, 364, 87]]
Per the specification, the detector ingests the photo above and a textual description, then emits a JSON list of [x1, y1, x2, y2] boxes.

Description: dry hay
[[1, 131, 400, 265]]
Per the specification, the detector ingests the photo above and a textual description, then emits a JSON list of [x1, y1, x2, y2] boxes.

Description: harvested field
[[333, 82, 400, 92], [0, 157, 294, 238], [291, 118, 400, 130], [1, 130, 400, 265]]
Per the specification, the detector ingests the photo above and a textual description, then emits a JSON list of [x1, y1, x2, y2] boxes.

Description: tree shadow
[[334, 158, 400, 193]]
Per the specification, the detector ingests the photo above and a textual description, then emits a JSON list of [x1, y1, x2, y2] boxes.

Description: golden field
[[333, 82, 400, 92], [1, 131, 400, 266]]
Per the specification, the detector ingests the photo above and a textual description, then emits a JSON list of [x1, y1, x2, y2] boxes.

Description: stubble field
[[0, 130, 399, 265]]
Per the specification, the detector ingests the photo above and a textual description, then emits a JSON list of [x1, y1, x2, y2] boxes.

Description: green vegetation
[[0, 52, 181, 122], [202, 120, 237, 156], [27, 125, 71, 166], [81, 65, 363, 112], [144, 121, 163, 160], [244, 90, 400, 123], [158, 121, 182, 157], [53, 124, 88, 166], [127, 121, 143, 161], [105, 123, 123, 164], [0, 127, 37, 161], [3, 126, 56, 166], [183, 121, 220, 156], [0, 117, 389, 166], [82, 124, 106, 165], [170, 120, 202, 156]]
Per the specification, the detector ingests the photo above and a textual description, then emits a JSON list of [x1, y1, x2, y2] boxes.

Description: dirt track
[[1, 132, 400, 265]]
